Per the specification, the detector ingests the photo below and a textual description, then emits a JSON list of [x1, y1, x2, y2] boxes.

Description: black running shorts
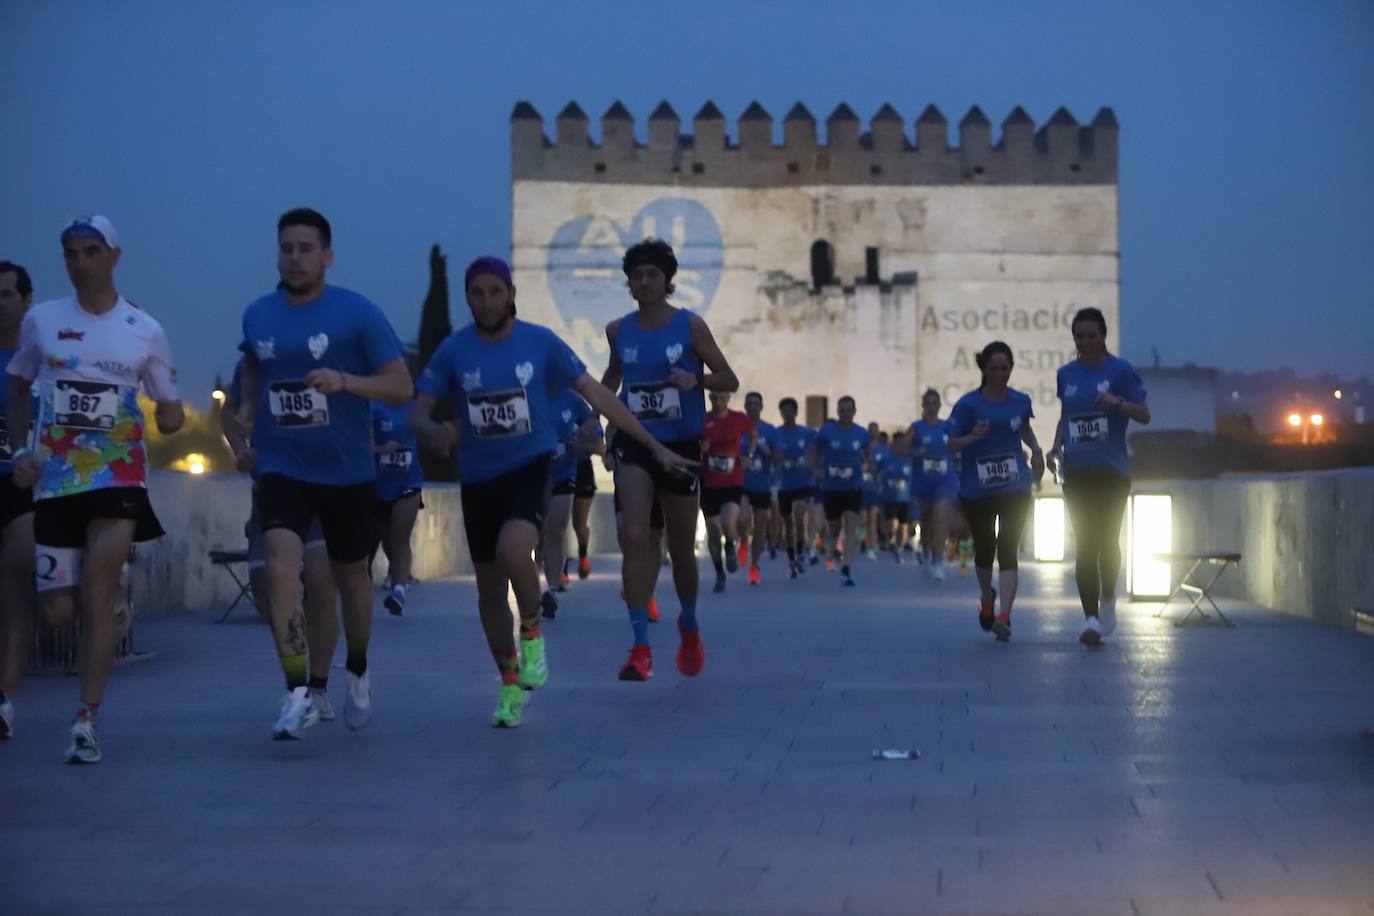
[[257, 474, 377, 565], [35, 486, 163, 548], [460, 456, 550, 564]]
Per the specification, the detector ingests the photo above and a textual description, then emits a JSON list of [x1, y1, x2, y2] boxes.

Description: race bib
[[922, 458, 949, 476], [627, 381, 681, 421], [379, 448, 413, 471], [782, 457, 801, 470], [1068, 413, 1108, 445], [706, 454, 735, 473], [748, 454, 765, 473], [0, 419, 35, 460], [976, 454, 1019, 488], [269, 381, 329, 428], [893, 478, 910, 494], [54, 380, 126, 431], [468, 388, 532, 438], [827, 464, 854, 481]]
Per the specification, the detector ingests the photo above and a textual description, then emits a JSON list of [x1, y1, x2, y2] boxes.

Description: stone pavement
[[3, 552, 1373, 915]]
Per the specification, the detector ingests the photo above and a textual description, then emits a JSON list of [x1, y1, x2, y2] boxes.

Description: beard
[[475, 305, 515, 334]]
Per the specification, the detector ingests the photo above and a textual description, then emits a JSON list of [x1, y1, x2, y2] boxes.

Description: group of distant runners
[[0, 211, 1150, 761]]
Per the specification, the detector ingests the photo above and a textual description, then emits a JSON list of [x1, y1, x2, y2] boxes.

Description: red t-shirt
[[701, 409, 754, 488]]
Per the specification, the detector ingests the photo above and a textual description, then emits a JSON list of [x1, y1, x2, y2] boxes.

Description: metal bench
[[1152, 551, 1242, 627], [208, 549, 254, 623]]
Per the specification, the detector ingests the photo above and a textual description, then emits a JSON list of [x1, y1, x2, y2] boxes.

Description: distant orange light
[[1310, 414, 1324, 427], [1287, 414, 1302, 427]]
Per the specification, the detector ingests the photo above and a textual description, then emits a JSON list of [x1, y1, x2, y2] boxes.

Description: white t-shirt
[[7, 296, 180, 500]]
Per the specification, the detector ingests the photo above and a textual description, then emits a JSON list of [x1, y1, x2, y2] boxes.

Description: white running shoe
[[0, 696, 13, 739], [308, 687, 335, 722], [272, 686, 319, 740], [932, 561, 946, 581], [1099, 596, 1118, 636], [1078, 616, 1103, 647], [64, 716, 101, 764], [344, 670, 372, 731]]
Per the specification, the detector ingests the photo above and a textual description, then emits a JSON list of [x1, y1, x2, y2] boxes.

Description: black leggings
[[960, 492, 1031, 571], [1063, 470, 1130, 617]]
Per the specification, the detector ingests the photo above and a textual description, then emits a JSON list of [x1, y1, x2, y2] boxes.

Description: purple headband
[[464, 256, 512, 290]]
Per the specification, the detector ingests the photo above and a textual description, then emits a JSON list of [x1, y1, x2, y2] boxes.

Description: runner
[[739, 391, 776, 586], [238, 208, 414, 740], [571, 443, 602, 581], [0, 261, 36, 740], [6, 216, 184, 763], [880, 430, 914, 564], [222, 356, 340, 720], [861, 433, 888, 560], [601, 238, 737, 682], [539, 387, 600, 619], [909, 388, 960, 581], [947, 341, 1046, 642], [810, 396, 870, 587], [412, 255, 693, 724], [773, 397, 817, 579], [609, 438, 663, 623], [700, 391, 753, 594], [1049, 307, 1150, 647], [372, 396, 423, 616]]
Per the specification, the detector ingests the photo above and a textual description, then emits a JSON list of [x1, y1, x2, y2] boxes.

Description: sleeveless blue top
[[614, 308, 705, 442]]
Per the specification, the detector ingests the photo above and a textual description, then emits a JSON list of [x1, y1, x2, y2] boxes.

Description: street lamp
[[1287, 413, 1302, 428], [1310, 414, 1324, 427], [1334, 390, 1343, 400], [211, 389, 226, 404]]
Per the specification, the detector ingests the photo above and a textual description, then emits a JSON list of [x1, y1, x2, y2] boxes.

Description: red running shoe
[[618, 645, 654, 681], [559, 571, 571, 589], [748, 565, 761, 586], [676, 620, 705, 677], [647, 596, 660, 623], [736, 541, 749, 567], [578, 556, 591, 580], [979, 589, 997, 632]]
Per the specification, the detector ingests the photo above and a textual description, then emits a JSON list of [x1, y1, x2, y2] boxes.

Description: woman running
[[947, 342, 1046, 641], [1049, 307, 1150, 646], [908, 388, 960, 581]]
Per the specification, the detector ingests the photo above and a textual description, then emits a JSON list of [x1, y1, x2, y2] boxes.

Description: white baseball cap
[[60, 214, 119, 249]]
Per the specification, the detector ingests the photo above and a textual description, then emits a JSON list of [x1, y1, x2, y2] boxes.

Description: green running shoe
[[491, 683, 525, 728], [517, 636, 549, 690]]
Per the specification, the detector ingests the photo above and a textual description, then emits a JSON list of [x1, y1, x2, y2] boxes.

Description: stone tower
[[509, 99, 1118, 425]]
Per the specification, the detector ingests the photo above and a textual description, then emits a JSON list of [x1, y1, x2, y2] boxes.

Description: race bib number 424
[[54, 380, 124, 431]]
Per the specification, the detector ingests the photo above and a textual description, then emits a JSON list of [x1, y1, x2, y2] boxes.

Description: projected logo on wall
[[547, 197, 723, 329]]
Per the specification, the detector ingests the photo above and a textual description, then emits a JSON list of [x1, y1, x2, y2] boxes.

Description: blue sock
[[629, 608, 650, 646], [679, 601, 698, 631]]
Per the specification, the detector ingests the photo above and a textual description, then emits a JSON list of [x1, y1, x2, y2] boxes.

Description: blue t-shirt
[[815, 420, 871, 492], [549, 388, 594, 484], [742, 419, 776, 493], [870, 442, 893, 476], [908, 418, 958, 479], [417, 320, 586, 485], [948, 388, 1035, 500], [614, 308, 705, 443], [882, 455, 914, 503], [774, 424, 817, 491], [372, 400, 423, 502], [0, 345, 35, 474], [1056, 356, 1147, 478], [240, 286, 403, 486]]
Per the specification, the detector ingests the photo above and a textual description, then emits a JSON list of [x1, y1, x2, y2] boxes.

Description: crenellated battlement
[[511, 100, 1117, 186]]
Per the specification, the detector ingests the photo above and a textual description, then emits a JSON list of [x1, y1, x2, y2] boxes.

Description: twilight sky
[[2, 0, 1371, 403]]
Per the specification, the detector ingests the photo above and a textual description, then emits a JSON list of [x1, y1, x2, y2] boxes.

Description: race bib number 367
[[627, 381, 681, 421]]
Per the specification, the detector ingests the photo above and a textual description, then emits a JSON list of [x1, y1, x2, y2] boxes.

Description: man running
[[540, 387, 600, 618], [773, 397, 817, 579], [238, 208, 413, 740], [0, 261, 36, 740], [570, 435, 603, 582], [739, 391, 776, 586], [7, 216, 184, 763], [222, 356, 340, 719], [909, 388, 960, 581], [601, 238, 737, 682], [700, 391, 753, 594], [880, 430, 914, 564], [372, 396, 423, 616], [412, 255, 693, 725], [810, 396, 869, 587]]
